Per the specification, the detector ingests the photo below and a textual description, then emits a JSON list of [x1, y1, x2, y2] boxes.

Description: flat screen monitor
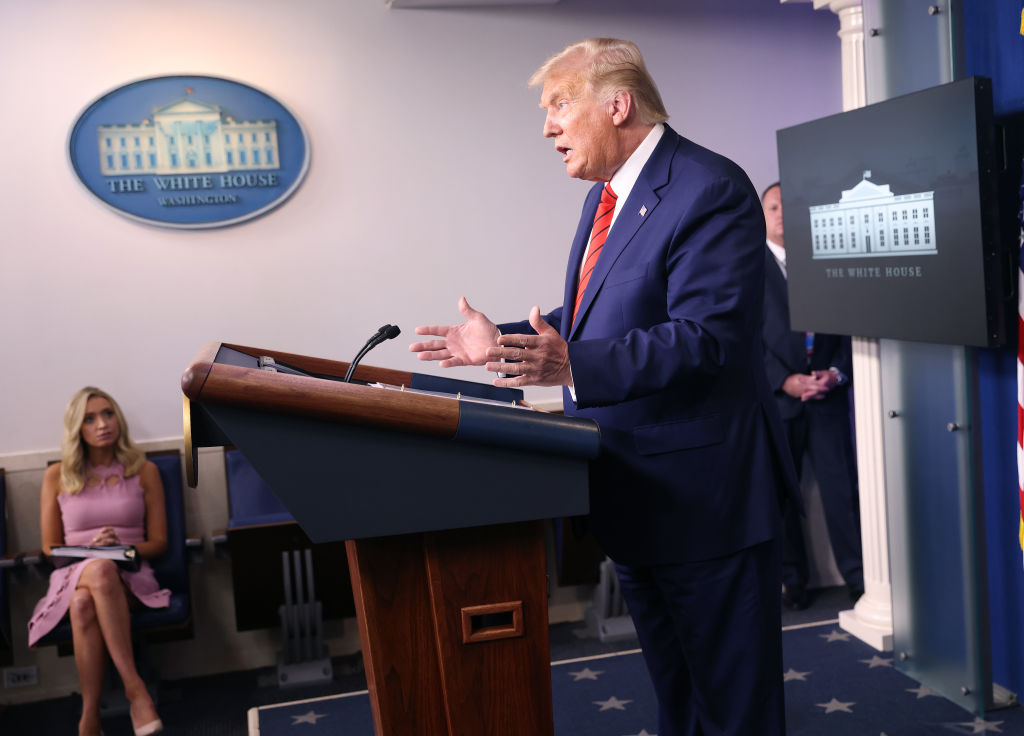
[[776, 77, 1010, 347]]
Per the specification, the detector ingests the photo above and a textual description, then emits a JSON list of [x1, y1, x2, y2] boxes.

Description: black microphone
[[343, 324, 401, 383]]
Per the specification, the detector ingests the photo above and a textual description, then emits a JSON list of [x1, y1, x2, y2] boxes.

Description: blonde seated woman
[[28, 387, 168, 736]]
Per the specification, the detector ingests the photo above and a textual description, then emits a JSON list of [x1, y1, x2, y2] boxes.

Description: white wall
[[0, 0, 839, 456], [0, 0, 842, 703]]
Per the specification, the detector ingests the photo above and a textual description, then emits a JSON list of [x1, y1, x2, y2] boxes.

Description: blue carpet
[[252, 690, 373, 734], [781, 622, 1024, 735], [248, 620, 1024, 735]]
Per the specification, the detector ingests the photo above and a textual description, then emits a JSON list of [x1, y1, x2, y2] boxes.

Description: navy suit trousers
[[615, 538, 785, 736], [781, 409, 863, 591]]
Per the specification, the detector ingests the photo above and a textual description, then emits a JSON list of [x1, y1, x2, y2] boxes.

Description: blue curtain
[[963, 0, 1024, 699]]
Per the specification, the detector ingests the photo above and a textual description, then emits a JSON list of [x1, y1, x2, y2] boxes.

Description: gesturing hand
[[485, 306, 572, 388], [409, 296, 501, 368]]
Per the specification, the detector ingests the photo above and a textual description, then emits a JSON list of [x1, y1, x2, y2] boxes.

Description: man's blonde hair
[[528, 38, 669, 126]]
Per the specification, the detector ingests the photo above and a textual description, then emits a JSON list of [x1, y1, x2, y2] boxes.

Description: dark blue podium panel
[[202, 403, 591, 543]]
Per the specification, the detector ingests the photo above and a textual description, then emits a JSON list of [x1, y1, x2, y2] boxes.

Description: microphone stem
[[343, 324, 400, 383], [343, 343, 373, 383]]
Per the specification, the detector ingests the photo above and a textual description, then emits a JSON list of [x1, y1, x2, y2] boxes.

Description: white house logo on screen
[[808, 172, 936, 259], [68, 75, 309, 229]]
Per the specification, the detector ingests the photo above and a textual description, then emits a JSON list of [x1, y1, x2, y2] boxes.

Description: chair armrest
[[1, 550, 43, 568], [211, 529, 229, 559], [24, 552, 42, 566], [1, 550, 47, 580], [185, 537, 204, 564]]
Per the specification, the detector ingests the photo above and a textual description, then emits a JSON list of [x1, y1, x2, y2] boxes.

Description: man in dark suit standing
[[411, 38, 797, 736], [760, 182, 864, 610]]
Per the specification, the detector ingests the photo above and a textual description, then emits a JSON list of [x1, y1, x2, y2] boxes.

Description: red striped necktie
[[573, 183, 618, 324]]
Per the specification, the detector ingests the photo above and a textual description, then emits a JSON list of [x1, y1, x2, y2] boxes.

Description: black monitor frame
[[777, 77, 1016, 348]]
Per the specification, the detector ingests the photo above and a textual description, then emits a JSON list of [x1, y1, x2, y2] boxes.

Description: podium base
[[347, 521, 554, 736]]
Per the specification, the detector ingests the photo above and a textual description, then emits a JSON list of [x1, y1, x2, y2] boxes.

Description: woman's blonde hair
[[60, 387, 144, 494], [528, 38, 669, 127]]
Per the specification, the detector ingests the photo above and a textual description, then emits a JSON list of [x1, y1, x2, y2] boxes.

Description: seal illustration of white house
[[808, 171, 936, 259], [70, 74, 309, 229], [97, 90, 280, 176]]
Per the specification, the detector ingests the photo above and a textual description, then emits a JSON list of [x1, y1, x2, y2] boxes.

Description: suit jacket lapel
[[764, 248, 788, 317], [567, 126, 679, 340]]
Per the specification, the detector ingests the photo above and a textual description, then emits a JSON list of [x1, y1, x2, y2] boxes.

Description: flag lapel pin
[[639, 205, 648, 217]]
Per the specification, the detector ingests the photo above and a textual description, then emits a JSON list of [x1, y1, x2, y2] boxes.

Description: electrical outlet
[[2, 666, 38, 688]]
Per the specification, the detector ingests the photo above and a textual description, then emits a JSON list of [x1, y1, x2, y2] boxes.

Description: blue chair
[[132, 451, 190, 639], [222, 449, 353, 686], [222, 448, 353, 630], [224, 448, 293, 529], [222, 447, 352, 625], [37, 450, 193, 652]]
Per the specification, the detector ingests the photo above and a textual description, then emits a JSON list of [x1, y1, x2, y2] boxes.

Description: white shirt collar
[[766, 238, 785, 266], [607, 123, 664, 222]]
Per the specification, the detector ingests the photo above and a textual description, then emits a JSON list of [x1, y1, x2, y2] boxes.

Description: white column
[[833, 2, 866, 111], [784, 0, 893, 650], [842, 336, 893, 650]]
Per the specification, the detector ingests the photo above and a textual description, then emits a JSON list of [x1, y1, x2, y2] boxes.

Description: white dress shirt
[[766, 238, 785, 278], [567, 124, 665, 401]]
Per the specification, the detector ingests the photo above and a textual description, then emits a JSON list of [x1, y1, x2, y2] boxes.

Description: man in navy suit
[[760, 182, 863, 610], [411, 38, 797, 735]]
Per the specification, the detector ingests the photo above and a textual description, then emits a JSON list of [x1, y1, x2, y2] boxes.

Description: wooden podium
[[181, 342, 600, 735]]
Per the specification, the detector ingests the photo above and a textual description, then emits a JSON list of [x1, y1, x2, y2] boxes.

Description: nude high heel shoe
[[133, 718, 163, 736]]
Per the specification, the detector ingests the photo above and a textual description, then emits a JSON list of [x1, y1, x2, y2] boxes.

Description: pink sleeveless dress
[[27, 462, 171, 647]]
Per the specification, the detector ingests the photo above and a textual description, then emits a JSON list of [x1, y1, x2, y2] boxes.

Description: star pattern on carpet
[[569, 667, 604, 681], [594, 695, 632, 711], [859, 655, 893, 669], [821, 629, 852, 643], [816, 697, 855, 713], [290, 709, 328, 725], [246, 619, 1024, 736], [783, 668, 811, 681], [953, 717, 1004, 733]]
